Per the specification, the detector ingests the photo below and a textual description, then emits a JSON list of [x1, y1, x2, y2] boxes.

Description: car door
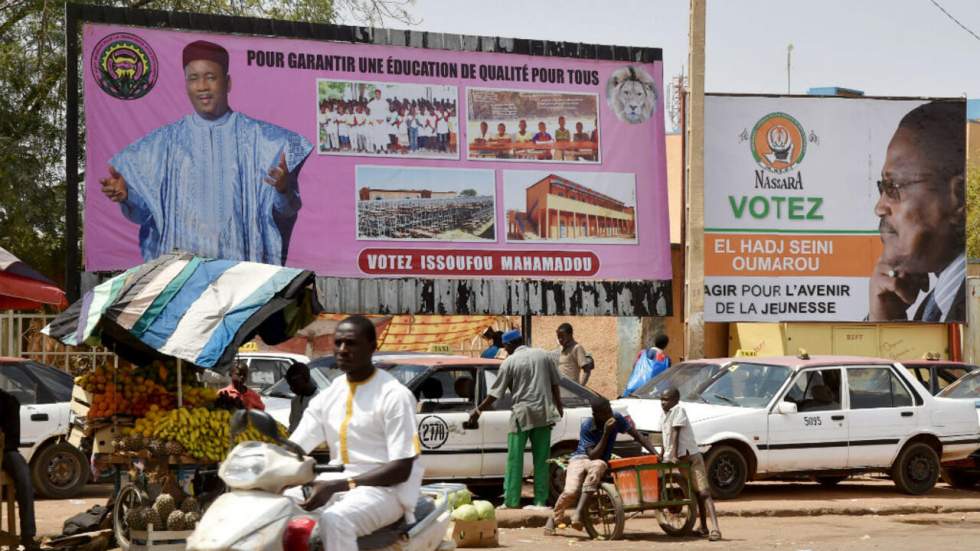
[[765, 367, 848, 471], [845, 365, 918, 468], [479, 367, 519, 477], [410, 366, 483, 479]]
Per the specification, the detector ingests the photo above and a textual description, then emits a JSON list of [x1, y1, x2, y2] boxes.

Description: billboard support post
[[65, 3, 80, 302], [684, 0, 706, 359]]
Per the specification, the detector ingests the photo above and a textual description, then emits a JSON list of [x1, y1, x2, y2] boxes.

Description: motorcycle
[[187, 409, 453, 551]]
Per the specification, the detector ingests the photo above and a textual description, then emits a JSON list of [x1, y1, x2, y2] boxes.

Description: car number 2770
[[803, 416, 822, 427]]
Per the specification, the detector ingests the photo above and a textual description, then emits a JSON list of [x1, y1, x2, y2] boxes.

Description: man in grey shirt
[[286, 362, 317, 434], [469, 330, 564, 510]]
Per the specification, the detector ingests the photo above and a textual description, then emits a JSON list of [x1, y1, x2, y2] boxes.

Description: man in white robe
[[289, 316, 423, 551], [99, 40, 312, 265]]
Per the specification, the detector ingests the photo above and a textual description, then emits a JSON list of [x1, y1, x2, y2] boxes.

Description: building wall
[[360, 189, 459, 201], [529, 244, 687, 398]]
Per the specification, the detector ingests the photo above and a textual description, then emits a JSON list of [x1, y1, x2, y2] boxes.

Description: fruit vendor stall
[[43, 253, 316, 549]]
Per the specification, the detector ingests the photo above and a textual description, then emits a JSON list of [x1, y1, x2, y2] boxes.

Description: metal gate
[[0, 311, 117, 373]]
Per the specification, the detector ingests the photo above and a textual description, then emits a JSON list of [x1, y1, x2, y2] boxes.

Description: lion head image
[[606, 66, 657, 124]]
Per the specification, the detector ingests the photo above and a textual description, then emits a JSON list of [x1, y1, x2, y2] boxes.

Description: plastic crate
[[608, 455, 660, 507]]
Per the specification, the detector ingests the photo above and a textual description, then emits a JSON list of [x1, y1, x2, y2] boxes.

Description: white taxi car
[[617, 355, 980, 499], [275, 354, 612, 498], [1, 356, 89, 498]]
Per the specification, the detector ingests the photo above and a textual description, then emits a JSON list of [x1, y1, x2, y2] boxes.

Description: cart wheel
[[113, 483, 148, 551], [582, 482, 625, 541], [656, 473, 697, 536]]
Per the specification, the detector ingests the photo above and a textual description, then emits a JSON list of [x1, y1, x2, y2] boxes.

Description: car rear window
[[938, 370, 980, 399], [21, 361, 72, 402]]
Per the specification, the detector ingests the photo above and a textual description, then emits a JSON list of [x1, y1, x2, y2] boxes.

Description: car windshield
[[385, 364, 430, 385], [697, 362, 792, 408], [632, 362, 723, 400], [938, 370, 980, 399]]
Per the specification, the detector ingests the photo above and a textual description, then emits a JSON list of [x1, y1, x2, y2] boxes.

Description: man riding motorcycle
[[287, 315, 423, 551]]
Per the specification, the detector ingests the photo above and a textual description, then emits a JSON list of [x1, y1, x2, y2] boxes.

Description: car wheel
[[891, 442, 940, 495], [705, 445, 748, 500], [941, 467, 979, 490], [30, 441, 89, 499], [814, 475, 847, 487]]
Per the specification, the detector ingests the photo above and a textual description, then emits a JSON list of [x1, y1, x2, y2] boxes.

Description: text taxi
[[617, 355, 980, 499]]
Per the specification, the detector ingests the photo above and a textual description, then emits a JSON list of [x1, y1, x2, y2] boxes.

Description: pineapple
[[164, 440, 184, 457], [184, 511, 201, 528], [147, 439, 165, 456], [166, 510, 186, 531], [143, 508, 162, 531], [125, 507, 147, 531], [180, 496, 200, 515], [153, 494, 176, 522]]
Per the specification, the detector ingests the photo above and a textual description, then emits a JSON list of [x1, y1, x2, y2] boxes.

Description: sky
[[338, 0, 979, 102]]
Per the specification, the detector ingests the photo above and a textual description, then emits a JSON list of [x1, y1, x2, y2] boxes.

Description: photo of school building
[[506, 173, 636, 241], [356, 166, 496, 241]]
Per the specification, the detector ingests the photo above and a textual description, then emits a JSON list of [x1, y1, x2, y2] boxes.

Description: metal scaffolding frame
[[358, 196, 495, 239]]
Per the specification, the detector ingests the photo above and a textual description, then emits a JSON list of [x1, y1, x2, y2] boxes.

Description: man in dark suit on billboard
[[869, 100, 965, 322]]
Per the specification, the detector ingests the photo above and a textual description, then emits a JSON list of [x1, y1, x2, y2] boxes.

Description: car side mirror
[[775, 401, 798, 414]]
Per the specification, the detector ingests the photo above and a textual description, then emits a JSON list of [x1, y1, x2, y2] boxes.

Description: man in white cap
[[469, 330, 563, 510]]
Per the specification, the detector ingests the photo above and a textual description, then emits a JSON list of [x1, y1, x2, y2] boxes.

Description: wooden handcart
[[552, 454, 697, 541]]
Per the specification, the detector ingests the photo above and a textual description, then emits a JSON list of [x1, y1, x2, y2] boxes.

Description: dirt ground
[[500, 512, 980, 551], [23, 479, 980, 549]]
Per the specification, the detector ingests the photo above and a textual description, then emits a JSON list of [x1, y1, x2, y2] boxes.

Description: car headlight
[[222, 453, 268, 486]]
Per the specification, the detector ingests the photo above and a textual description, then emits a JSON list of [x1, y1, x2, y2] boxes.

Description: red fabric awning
[[0, 271, 68, 310]]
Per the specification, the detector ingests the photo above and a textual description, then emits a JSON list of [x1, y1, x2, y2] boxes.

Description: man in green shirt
[[469, 330, 564, 510]]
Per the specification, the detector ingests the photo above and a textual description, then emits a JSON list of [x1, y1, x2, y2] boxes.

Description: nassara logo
[[750, 112, 806, 173], [91, 33, 158, 100]]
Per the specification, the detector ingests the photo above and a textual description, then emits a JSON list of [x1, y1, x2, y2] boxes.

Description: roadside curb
[[495, 504, 980, 528]]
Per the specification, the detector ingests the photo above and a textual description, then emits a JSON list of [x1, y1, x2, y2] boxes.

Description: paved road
[[501, 512, 980, 551]]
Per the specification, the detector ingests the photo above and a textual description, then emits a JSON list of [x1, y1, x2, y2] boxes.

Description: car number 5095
[[803, 416, 822, 427]]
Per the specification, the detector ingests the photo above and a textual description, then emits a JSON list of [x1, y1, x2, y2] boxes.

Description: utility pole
[[683, 0, 706, 360], [787, 43, 794, 94]]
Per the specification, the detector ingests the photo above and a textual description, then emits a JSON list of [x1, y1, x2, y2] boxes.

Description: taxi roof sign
[[238, 341, 259, 353], [428, 343, 452, 353]]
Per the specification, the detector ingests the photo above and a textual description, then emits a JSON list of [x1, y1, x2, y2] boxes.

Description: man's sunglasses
[[876, 178, 931, 201]]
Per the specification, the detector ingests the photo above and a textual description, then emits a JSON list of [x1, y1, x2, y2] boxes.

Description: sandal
[[709, 530, 722, 542]]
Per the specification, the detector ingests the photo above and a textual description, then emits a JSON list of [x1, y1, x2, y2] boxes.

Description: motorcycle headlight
[[222, 453, 268, 486]]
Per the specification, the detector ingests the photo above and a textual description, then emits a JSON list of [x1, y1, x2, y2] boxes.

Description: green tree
[[459, 189, 477, 197], [0, 0, 415, 287], [967, 167, 980, 260]]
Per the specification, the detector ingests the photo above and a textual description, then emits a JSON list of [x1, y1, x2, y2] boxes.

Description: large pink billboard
[[83, 24, 670, 281]]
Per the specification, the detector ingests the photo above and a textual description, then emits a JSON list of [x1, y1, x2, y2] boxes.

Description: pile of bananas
[[128, 406, 286, 463]]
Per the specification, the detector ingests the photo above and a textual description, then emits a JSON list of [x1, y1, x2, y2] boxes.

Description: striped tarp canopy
[[42, 253, 315, 369]]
